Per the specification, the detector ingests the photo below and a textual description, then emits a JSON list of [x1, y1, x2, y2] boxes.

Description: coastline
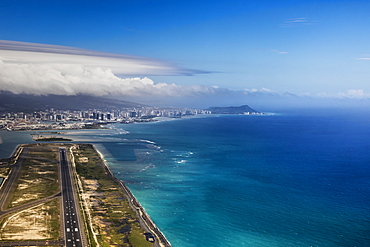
[[91, 144, 172, 247], [0, 143, 171, 247]]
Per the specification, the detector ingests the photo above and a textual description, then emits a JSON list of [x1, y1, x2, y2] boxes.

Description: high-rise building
[[130, 112, 137, 118]]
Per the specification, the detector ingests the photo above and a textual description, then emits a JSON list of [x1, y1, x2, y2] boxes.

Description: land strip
[[0, 147, 27, 212], [0, 144, 63, 244], [59, 147, 85, 247], [0, 143, 171, 247]]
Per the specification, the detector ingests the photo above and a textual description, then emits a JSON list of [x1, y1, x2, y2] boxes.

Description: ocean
[[1, 109, 369, 246]]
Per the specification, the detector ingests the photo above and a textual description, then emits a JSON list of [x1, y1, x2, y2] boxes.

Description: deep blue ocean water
[[1, 109, 370, 246]]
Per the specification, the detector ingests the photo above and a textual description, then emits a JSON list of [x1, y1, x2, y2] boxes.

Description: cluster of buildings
[[0, 107, 211, 131]]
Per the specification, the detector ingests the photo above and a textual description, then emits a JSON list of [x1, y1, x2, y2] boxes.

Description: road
[[0, 147, 26, 212], [0, 147, 62, 246], [59, 148, 84, 247], [0, 240, 64, 246]]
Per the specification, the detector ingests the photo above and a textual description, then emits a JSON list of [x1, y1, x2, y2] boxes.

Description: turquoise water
[[1, 109, 369, 246]]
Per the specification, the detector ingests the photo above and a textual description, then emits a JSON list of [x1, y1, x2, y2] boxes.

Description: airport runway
[[59, 147, 84, 247]]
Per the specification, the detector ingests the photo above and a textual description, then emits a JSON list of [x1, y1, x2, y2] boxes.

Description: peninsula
[[207, 105, 261, 115], [0, 143, 171, 247]]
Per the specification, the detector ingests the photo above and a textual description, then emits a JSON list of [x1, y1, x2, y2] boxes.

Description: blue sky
[[1, 0, 370, 109]]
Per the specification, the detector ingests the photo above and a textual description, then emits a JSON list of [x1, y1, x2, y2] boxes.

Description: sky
[[0, 0, 370, 109]]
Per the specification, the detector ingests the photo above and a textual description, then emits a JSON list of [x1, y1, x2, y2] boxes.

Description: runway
[[59, 147, 84, 247]]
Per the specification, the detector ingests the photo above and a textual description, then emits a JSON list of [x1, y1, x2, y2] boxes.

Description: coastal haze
[[1, 0, 370, 247]]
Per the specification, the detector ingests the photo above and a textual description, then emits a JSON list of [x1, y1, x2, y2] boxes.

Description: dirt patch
[[79, 157, 89, 163], [11, 193, 40, 206], [37, 171, 55, 175], [0, 201, 59, 240]]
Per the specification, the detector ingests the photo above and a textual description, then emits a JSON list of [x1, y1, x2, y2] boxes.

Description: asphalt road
[[0, 147, 62, 246], [0, 147, 26, 212], [0, 240, 64, 246], [59, 148, 84, 247]]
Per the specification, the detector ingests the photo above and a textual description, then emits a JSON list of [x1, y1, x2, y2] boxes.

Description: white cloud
[[271, 50, 288, 54], [357, 57, 370, 60], [315, 89, 370, 99], [241, 89, 370, 100], [2, 41, 370, 107], [0, 59, 215, 96], [0, 40, 211, 97], [281, 18, 317, 27], [285, 18, 308, 23], [336, 89, 370, 99], [0, 40, 201, 76]]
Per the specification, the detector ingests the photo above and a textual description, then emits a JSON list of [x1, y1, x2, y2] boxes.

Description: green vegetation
[[82, 123, 108, 129], [8, 147, 59, 208], [207, 105, 260, 114], [0, 143, 157, 246], [38, 132, 62, 134], [0, 198, 60, 241], [0, 166, 10, 177], [44, 198, 61, 239], [129, 226, 155, 247], [73, 144, 152, 247], [34, 137, 72, 142]]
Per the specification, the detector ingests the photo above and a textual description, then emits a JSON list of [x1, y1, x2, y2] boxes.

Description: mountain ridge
[[0, 91, 145, 113], [206, 105, 260, 114]]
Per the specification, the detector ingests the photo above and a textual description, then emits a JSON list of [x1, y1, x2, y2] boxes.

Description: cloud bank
[[0, 40, 203, 76], [0, 58, 214, 96], [1, 40, 370, 109], [0, 40, 214, 97]]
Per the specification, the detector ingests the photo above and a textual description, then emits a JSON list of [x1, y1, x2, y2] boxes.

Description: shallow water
[[97, 111, 370, 246], [1, 110, 370, 246]]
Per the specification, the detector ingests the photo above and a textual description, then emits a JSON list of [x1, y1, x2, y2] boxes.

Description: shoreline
[[91, 144, 172, 247], [0, 144, 171, 247]]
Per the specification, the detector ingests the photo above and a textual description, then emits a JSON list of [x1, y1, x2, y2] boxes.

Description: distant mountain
[[206, 105, 260, 114], [0, 91, 145, 113]]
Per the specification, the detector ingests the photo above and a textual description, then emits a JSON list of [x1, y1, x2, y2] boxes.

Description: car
[[144, 232, 155, 242]]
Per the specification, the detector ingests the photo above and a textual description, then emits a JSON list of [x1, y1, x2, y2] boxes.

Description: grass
[[0, 198, 60, 241], [73, 144, 153, 247], [0, 145, 61, 244], [8, 147, 59, 208], [46, 199, 61, 239], [34, 137, 72, 142], [0, 167, 10, 177], [129, 226, 154, 247]]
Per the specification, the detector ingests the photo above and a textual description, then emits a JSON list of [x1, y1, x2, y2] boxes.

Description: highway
[[59, 148, 84, 247]]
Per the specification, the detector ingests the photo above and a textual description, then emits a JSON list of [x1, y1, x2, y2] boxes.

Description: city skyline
[[1, 0, 370, 109]]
